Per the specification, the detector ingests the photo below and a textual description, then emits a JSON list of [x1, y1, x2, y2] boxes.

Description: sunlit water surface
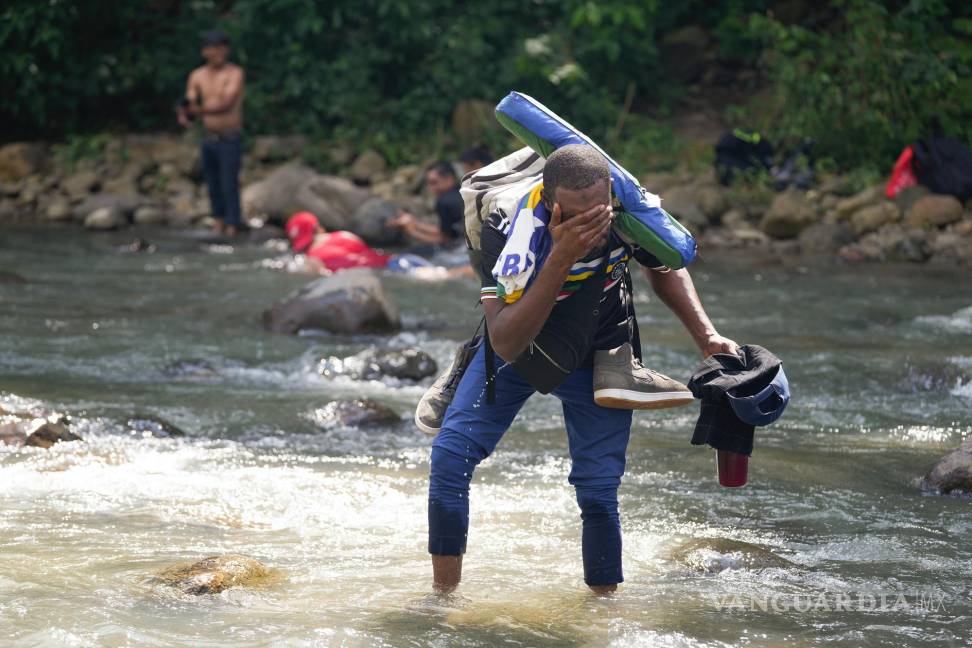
[[1, 227, 971, 647]]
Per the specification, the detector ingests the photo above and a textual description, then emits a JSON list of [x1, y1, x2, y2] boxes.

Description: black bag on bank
[[912, 137, 972, 202]]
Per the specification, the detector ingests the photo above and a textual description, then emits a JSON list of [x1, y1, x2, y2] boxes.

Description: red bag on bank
[[886, 145, 917, 198]]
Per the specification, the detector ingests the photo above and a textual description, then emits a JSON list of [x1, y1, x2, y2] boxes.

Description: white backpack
[[460, 147, 545, 252]]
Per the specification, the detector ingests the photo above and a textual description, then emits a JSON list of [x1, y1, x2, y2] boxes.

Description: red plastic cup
[[717, 449, 749, 487]]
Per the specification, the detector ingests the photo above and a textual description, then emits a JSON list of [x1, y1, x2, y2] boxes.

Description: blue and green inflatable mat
[[495, 91, 697, 269]]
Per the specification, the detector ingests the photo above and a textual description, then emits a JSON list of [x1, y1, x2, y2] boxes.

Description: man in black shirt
[[427, 145, 739, 595], [389, 161, 465, 247]]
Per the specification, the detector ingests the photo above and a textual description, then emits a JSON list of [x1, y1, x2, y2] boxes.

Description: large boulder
[[84, 206, 126, 230], [263, 269, 400, 335], [905, 194, 964, 229], [923, 437, 972, 494], [760, 189, 817, 239], [835, 185, 883, 218], [295, 174, 372, 231], [242, 162, 318, 221], [243, 163, 373, 231], [154, 554, 272, 595], [319, 348, 437, 381], [352, 197, 401, 246], [313, 399, 399, 429], [349, 149, 387, 184], [661, 185, 707, 230], [850, 201, 900, 236], [0, 142, 47, 183]]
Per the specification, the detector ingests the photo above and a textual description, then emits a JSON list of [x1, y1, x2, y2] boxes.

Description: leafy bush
[[2, 0, 970, 174], [741, 0, 972, 170]]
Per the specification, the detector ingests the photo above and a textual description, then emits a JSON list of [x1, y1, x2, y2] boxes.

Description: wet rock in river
[[155, 554, 272, 595], [114, 238, 156, 253], [263, 268, 399, 335], [24, 421, 83, 449], [126, 415, 186, 438], [313, 399, 399, 429], [319, 348, 437, 381], [671, 538, 797, 573], [923, 437, 972, 495], [0, 420, 29, 446], [0, 271, 27, 284], [161, 358, 219, 379]]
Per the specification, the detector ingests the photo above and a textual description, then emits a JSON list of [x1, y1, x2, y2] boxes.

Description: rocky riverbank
[[1, 135, 971, 264]]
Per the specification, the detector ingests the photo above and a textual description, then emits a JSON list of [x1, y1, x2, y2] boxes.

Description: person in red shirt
[[285, 212, 390, 273]]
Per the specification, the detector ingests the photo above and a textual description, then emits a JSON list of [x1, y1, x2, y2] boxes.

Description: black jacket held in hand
[[687, 344, 788, 456]]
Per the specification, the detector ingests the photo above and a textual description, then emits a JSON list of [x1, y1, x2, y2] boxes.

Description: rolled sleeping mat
[[495, 91, 697, 269]]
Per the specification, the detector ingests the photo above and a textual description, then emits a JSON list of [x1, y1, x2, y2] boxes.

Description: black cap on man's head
[[200, 29, 230, 47]]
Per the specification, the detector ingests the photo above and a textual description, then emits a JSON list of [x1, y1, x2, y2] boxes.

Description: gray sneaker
[[593, 343, 695, 410], [414, 337, 481, 436]]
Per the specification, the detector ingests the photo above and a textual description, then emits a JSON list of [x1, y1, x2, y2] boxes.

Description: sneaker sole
[[593, 388, 696, 410], [414, 408, 441, 436]]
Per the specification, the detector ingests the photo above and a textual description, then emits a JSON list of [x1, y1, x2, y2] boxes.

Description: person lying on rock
[[425, 145, 739, 595], [286, 212, 390, 273], [285, 211, 469, 279]]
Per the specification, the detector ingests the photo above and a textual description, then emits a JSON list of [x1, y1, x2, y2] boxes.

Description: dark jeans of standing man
[[201, 131, 242, 229]]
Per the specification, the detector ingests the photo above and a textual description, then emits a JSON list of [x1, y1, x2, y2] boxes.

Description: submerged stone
[[671, 538, 796, 573], [313, 399, 399, 429], [155, 554, 272, 595], [0, 420, 29, 446], [319, 348, 437, 382], [126, 415, 186, 438], [161, 358, 219, 379], [24, 421, 82, 449], [0, 271, 27, 284]]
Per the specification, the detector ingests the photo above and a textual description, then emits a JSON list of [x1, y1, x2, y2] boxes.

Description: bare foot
[[211, 220, 225, 234], [224, 225, 238, 236]]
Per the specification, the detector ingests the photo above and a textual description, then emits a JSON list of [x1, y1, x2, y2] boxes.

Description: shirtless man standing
[[177, 29, 245, 235]]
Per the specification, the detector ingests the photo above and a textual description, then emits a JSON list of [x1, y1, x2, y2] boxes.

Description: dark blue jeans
[[201, 133, 242, 228], [429, 344, 633, 586]]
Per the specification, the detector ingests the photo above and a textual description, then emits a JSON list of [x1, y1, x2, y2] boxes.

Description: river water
[[1, 226, 970, 647]]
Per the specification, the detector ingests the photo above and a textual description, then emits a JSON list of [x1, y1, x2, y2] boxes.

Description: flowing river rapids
[[1, 227, 970, 647]]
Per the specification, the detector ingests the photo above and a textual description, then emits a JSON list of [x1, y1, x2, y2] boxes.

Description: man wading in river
[[427, 145, 739, 593], [176, 29, 245, 236]]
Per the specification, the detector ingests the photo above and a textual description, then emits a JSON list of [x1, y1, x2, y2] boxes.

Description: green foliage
[[2, 0, 970, 175], [742, 0, 972, 171]]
